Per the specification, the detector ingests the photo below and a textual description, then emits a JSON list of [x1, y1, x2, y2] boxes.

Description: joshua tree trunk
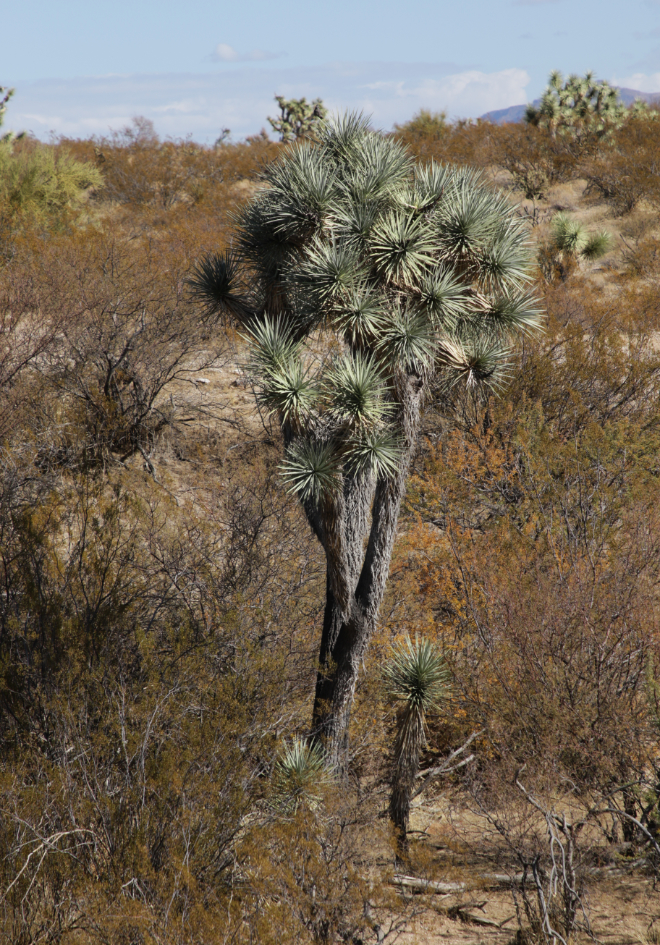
[[310, 375, 423, 767]]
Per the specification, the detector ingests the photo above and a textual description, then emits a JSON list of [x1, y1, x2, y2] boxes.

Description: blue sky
[[4, 0, 660, 141]]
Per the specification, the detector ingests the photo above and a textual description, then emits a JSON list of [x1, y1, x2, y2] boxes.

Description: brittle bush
[[2, 114, 660, 943]]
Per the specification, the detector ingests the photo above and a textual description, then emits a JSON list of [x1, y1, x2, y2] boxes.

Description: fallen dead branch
[[391, 874, 465, 894]]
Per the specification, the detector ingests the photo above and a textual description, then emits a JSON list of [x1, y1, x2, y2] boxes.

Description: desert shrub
[[487, 122, 579, 197], [0, 136, 102, 251], [6, 95, 660, 939], [69, 118, 279, 212], [0, 438, 339, 942], [393, 112, 494, 168], [584, 114, 660, 214], [621, 234, 660, 278], [0, 226, 230, 470]]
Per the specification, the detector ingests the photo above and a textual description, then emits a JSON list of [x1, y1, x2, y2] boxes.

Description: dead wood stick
[[391, 874, 465, 894]]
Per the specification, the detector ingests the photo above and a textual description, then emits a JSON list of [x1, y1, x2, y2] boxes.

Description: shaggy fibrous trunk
[[309, 374, 423, 767]]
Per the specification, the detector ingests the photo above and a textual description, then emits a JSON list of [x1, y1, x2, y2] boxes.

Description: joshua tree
[[383, 636, 450, 857], [525, 70, 654, 141], [268, 95, 327, 142], [189, 113, 541, 765]]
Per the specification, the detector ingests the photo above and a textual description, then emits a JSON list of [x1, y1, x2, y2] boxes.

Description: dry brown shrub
[[61, 118, 279, 212], [584, 115, 660, 214], [487, 123, 578, 198], [392, 114, 495, 168]]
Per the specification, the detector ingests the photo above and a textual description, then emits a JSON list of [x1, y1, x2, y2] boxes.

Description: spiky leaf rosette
[[245, 318, 319, 426], [346, 429, 402, 478], [280, 438, 341, 502], [384, 635, 450, 716], [549, 212, 612, 265], [187, 250, 250, 320], [384, 634, 450, 766], [325, 351, 392, 430], [272, 738, 331, 812]]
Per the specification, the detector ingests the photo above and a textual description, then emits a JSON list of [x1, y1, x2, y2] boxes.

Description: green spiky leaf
[[369, 210, 436, 285], [436, 178, 504, 262], [581, 230, 613, 260], [263, 142, 338, 240], [258, 359, 319, 425], [272, 738, 331, 811], [551, 213, 585, 254], [245, 317, 302, 376], [280, 438, 342, 502], [377, 306, 436, 373], [295, 237, 362, 304], [484, 289, 544, 336], [383, 635, 450, 713], [330, 283, 387, 347], [316, 111, 373, 161], [345, 429, 402, 479], [325, 352, 392, 429], [477, 221, 534, 292], [437, 336, 511, 390], [187, 250, 250, 319], [418, 266, 467, 328]]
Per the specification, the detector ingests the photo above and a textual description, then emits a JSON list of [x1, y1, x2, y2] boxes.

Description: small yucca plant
[[383, 636, 450, 857], [540, 212, 612, 282], [272, 737, 331, 812]]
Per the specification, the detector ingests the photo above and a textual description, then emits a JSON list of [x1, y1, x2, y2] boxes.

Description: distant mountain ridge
[[480, 87, 660, 124]]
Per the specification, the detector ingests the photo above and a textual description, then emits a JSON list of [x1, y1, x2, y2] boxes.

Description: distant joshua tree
[[189, 113, 542, 766], [268, 95, 327, 142], [0, 86, 19, 144], [525, 70, 654, 139]]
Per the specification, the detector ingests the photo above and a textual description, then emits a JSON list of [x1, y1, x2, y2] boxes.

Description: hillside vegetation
[[2, 101, 660, 944]]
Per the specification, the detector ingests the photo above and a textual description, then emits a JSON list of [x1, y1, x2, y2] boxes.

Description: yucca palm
[[383, 636, 450, 856], [189, 113, 541, 766]]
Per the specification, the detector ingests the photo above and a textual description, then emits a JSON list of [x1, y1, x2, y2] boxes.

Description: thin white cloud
[[611, 71, 660, 93], [360, 69, 530, 118], [8, 64, 530, 141], [210, 43, 282, 63]]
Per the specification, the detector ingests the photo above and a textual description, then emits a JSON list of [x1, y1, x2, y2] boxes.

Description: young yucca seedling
[[541, 212, 612, 282], [383, 635, 450, 859], [272, 737, 331, 812]]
